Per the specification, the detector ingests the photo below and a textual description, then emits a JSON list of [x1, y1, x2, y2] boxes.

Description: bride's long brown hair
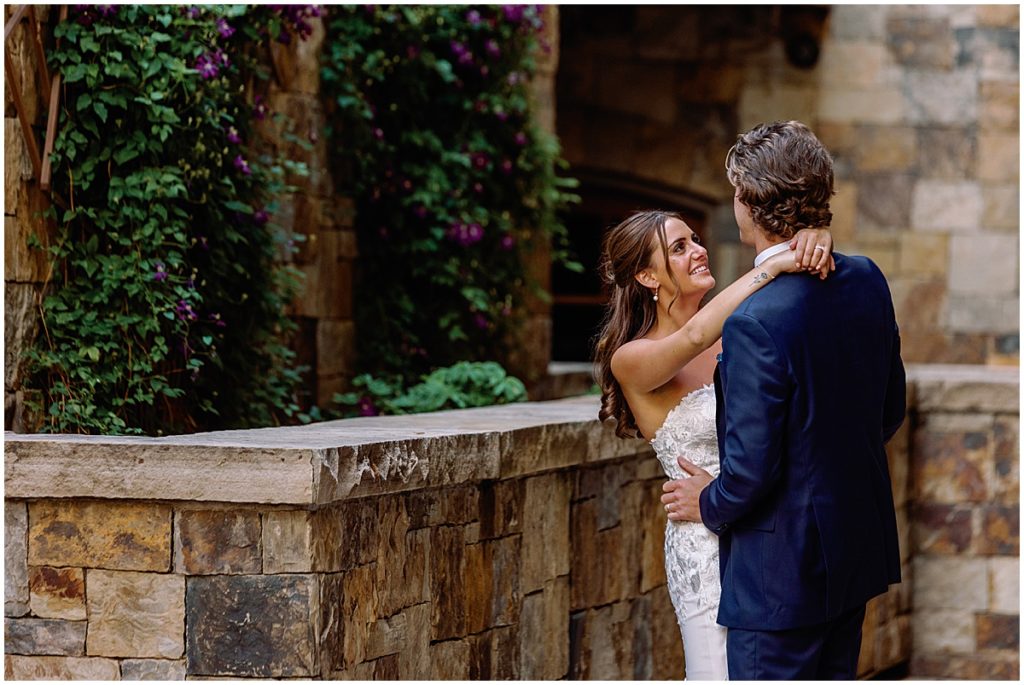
[[593, 210, 685, 439]]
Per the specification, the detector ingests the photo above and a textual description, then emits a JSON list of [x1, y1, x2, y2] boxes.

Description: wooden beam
[[3, 5, 28, 43]]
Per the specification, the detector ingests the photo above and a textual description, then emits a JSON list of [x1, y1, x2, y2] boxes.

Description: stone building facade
[[556, 4, 1018, 367]]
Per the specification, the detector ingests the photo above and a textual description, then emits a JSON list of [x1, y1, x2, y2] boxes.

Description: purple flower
[[358, 396, 378, 417], [414, 205, 428, 219], [175, 299, 198, 322], [450, 40, 467, 57], [253, 209, 270, 225], [152, 262, 168, 281], [195, 53, 219, 79], [253, 95, 268, 121], [447, 221, 485, 247], [515, 132, 528, 146], [507, 71, 522, 86], [458, 50, 475, 66], [502, 4, 525, 22], [216, 18, 235, 39], [485, 39, 501, 58], [233, 155, 252, 175], [372, 127, 384, 140], [495, 109, 509, 122], [185, 6, 201, 19], [500, 234, 515, 250], [470, 152, 490, 170], [479, 65, 489, 77], [210, 312, 227, 328], [226, 126, 241, 144], [466, 9, 482, 25], [474, 313, 489, 329], [473, 182, 484, 195], [97, 5, 117, 18], [500, 159, 513, 174], [198, 236, 209, 251]]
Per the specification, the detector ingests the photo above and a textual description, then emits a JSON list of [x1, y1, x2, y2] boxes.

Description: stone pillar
[[4, 6, 56, 432], [254, 16, 356, 409]]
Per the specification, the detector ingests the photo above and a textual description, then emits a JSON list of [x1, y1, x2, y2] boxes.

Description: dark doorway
[[551, 170, 710, 362]]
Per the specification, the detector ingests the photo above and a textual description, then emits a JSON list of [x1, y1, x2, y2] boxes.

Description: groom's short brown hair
[[725, 120, 835, 240]]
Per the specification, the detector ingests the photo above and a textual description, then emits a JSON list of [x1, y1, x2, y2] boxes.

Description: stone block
[[852, 126, 917, 173], [676, 64, 743, 105], [374, 497, 429, 616], [817, 87, 904, 125], [5, 214, 51, 283], [976, 613, 1019, 650], [858, 600, 877, 676], [439, 483, 480, 526], [174, 509, 261, 575], [910, 180, 982, 232], [856, 174, 913, 232], [87, 570, 184, 659], [979, 80, 1019, 132], [738, 85, 817, 133], [4, 617, 86, 656], [886, 16, 956, 68], [988, 557, 1019, 613], [912, 607, 976, 654], [903, 70, 978, 126], [946, 295, 1019, 334], [819, 41, 889, 87], [912, 503, 972, 554], [570, 601, 634, 679], [991, 416, 1019, 503], [911, 422, 990, 503], [5, 501, 28, 617], [958, 27, 1020, 80], [914, 126, 977, 179], [29, 500, 172, 572], [364, 611, 407, 661], [829, 5, 887, 40], [521, 473, 570, 593], [469, 626, 519, 679], [911, 653, 1020, 680], [982, 184, 1019, 230], [948, 233, 1017, 295], [976, 4, 1019, 27], [913, 556, 988, 611], [186, 574, 318, 677], [120, 658, 187, 680], [898, 232, 947, 276], [977, 133, 1019, 182], [462, 539, 495, 635], [976, 504, 1019, 555], [28, 566, 85, 620], [4, 655, 120, 680], [262, 510, 312, 573], [429, 638, 471, 679], [4, 282, 40, 393], [478, 479, 523, 540], [396, 602, 431, 681], [315, 319, 355, 377], [571, 497, 628, 610], [430, 525, 467, 641], [4, 118, 31, 212], [519, 577, 570, 680]]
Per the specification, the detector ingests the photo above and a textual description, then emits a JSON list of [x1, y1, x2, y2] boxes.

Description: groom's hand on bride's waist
[[661, 457, 713, 523]]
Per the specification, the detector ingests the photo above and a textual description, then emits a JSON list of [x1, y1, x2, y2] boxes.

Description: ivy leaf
[[93, 102, 109, 123]]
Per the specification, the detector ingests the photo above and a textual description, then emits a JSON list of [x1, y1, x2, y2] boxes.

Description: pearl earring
[[652, 286, 659, 302]]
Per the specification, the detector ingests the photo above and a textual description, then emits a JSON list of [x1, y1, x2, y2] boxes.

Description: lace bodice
[[650, 383, 720, 480], [649, 383, 724, 623]]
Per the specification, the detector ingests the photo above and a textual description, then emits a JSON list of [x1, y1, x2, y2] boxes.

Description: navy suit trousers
[[726, 604, 867, 680]]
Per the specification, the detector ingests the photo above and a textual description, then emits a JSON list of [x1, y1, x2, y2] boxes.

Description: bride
[[593, 210, 833, 679]]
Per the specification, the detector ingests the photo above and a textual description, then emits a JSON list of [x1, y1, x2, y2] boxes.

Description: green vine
[[26, 5, 317, 434], [321, 5, 580, 388]]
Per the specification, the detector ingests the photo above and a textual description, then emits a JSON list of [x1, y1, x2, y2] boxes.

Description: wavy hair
[[593, 210, 685, 439], [725, 120, 834, 240]]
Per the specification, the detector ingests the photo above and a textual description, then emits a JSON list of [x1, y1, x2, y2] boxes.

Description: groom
[[662, 121, 905, 680]]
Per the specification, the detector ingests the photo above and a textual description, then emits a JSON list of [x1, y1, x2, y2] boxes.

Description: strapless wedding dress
[[650, 383, 728, 680]]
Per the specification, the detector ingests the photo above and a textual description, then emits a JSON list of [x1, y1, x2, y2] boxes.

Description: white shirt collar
[[753, 242, 790, 268]]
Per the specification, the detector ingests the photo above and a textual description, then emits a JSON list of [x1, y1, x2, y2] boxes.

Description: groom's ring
[[814, 245, 826, 252], [664, 503, 671, 512]]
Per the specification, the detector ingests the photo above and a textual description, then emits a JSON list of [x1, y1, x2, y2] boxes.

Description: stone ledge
[[906, 363, 1019, 413], [5, 397, 648, 506]]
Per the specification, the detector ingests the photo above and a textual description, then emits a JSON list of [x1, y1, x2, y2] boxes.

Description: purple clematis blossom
[[216, 18, 235, 38], [233, 155, 252, 175]]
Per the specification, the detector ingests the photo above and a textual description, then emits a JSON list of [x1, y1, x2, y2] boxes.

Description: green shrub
[[26, 5, 316, 434]]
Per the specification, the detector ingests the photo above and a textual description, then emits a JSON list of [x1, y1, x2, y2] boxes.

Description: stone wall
[[4, 375, 948, 680], [4, 6, 56, 431], [906, 365, 1019, 679], [557, 5, 1019, 366]]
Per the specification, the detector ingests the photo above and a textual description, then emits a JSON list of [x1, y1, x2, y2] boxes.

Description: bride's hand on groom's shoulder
[[788, 228, 836, 280], [661, 457, 713, 522]]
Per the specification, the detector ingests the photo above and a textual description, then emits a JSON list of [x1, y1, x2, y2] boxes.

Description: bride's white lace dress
[[650, 383, 728, 680]]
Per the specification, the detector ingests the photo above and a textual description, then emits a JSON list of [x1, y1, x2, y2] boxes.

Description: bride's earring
[[652, 286, 659, 302]]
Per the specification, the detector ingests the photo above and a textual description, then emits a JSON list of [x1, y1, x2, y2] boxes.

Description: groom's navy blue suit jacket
[[699, 252, 905, 631]]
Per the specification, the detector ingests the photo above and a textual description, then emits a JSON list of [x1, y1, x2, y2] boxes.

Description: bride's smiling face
[[644, 218, 716, 300]]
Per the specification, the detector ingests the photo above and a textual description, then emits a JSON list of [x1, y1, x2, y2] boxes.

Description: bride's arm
[[612, 228, 833, 394]]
